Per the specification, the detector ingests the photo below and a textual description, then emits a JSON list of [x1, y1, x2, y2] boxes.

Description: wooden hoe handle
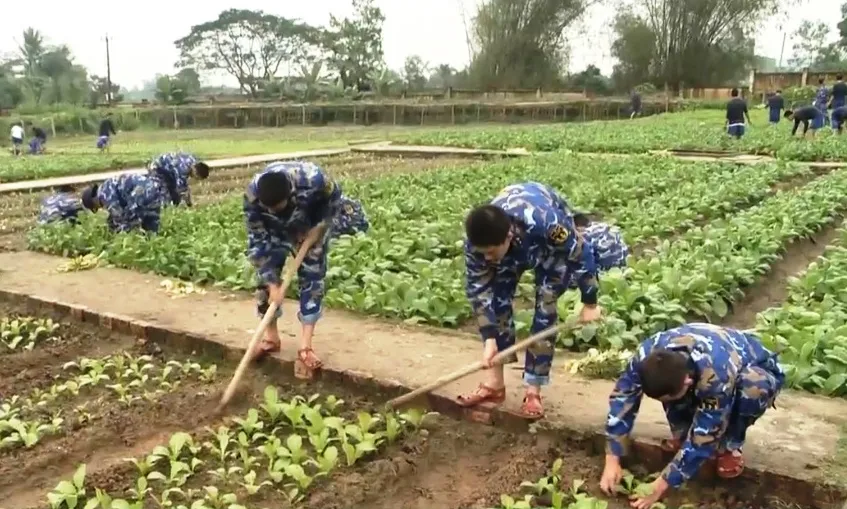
[[386, 319, 576, 409], [217, 224, 326, 411]]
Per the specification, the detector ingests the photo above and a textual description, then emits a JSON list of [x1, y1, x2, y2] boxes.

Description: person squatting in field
[[97, 113, 116, 151], [600, 323, 784, 509], [37, 185, 83, 225], [724, 88, 751, 139], [81, 174, 163, 234], [147, 152, 211, 207], [28, 126, 48, 155], [460, 182, 603, 419], [785, 106, 823, 137], [244, 160, 352, 372], [567, 213, 629, 289]]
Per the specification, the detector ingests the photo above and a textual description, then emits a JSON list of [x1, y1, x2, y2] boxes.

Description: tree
[[0, 61, 23, 109], [89, 75, 123, 107], [175, 9, 315, 97], [568, 65, 612, 95], [789, 19, 847, 71], [403, 55, 429, 90], [321, 0, 386, 90], [429, 64, 456, 88], [610, 11, 655, 91], [17, 28, 48, 104], [174, 68, 202, 95], [155, 75, 189, 104], [468, 0, 587, 89]]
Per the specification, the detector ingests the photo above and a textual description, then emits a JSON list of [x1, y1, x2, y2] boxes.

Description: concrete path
[[0, 250, 844, 489]]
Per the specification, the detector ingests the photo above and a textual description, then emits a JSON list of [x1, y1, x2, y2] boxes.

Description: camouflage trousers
[[663, 365, 784, 451], [486, 260, 571, 387], [255, 234, 330, 326]]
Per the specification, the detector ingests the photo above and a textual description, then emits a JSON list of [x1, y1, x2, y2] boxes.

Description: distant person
[[813, 78, 829, 130], [568, 212, 628, 289], [147, 152, 210, 207], [331, 196, 370, 237], [37, 185, 83, 225], [97, 113, 116, 152], [9, 121, 23, 156], [630, 89, 642, 119], [785, 106, 823, 137], [81, 174, 162, 233], [767, 90, 785, 124], [725, 88, 751, 139], [831, 74, 847, 130], [831, 106, 847, 134], [29, 125, 48, 155]]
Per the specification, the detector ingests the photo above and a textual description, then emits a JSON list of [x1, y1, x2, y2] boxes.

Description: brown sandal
[[716, 450, 745, 479], [297, 347, 323, 370], [660, 438, 682, 453], [252, 338, 281, 361], [456, 384, 506, 407], [519, 393, 544, 419]]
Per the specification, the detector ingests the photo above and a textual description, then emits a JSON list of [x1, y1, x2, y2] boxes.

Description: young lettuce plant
[[47, 464, 87, 509], [239, 470, 271, 495]]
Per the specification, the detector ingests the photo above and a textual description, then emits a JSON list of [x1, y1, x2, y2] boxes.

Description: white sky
[[0, 0, 842, 88]]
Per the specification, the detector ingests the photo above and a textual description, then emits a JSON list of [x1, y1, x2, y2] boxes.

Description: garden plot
[[0, 305, 804, 509]]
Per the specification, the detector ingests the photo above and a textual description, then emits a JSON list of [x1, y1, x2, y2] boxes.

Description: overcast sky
[[0, 0, 842, 88]]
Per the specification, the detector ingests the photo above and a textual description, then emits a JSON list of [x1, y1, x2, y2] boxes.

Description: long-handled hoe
[[216, 225, 326, 414]]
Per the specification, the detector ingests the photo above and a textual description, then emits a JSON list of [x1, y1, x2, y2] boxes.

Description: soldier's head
[[465, 205, 513, 263], [57, 185, 75, 194], [784, 109, 795, 120], [638, 350, 693, 402], [573, 212, 590, 230], [81, 185, 102, 212], [256, 172, 292, 212], [193, 162, 210, 180]]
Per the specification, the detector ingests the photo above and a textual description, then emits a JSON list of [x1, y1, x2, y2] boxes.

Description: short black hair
[[638, 350, 689, 399], [56, 185, 75, 193], [819, 78, 825, 85], [81, 185, 100, 211], [784, 110, 794, 118], [194, 162, 210, 179], [256, 172, 292, 207], [776, 89, 782, 94], [838, 74, 844, 80], [572, 212, 590, 228], [465, 205, 511, 247], [730, 88, 739, 97]]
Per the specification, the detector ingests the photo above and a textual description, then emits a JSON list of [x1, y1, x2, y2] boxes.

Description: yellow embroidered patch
[[343, 203, 354, 214], [700, 397, 720, 411], [548, 224, 569, 244], [323, 179, 337, 196]]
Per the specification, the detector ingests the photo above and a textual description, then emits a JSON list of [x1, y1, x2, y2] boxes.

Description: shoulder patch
[[548, 224, 569, 244], [700, 397, 720, 411], [343, 202, 354, 214], [323, 178, 337, 196]]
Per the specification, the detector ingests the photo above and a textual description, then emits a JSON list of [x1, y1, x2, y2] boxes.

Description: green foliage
[[0, 316, 60, 351]]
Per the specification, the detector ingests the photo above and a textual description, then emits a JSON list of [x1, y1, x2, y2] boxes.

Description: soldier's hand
[[482, 339, 498, 368], [267, 283, 284, 307], [579, 304, 602, 323], [599, 455, 623, 495]]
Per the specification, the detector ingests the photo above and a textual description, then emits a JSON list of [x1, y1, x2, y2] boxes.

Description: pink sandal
[[456, 384, 506, 407]]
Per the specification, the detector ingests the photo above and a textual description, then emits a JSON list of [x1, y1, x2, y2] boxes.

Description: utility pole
[[105, 34, 112, 106], [778, 32, 787, 70]]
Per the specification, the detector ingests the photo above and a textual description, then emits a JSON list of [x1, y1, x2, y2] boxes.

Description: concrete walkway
[[0, 148, 350, 194], [0, 250, 844, 490]]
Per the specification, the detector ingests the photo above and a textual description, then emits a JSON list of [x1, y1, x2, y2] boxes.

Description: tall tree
[[789, 20, 847, 71], [403, 55, 429, 90], [610, 11, 655, 91], [321, 0, 386, 90], [468, 0, 587, 89], [89, 75, 123, 107], [175, 9, 315, 97], [429, 64, 456, 88], [174, 68, 202, 95], [17, 28, 48, 104]]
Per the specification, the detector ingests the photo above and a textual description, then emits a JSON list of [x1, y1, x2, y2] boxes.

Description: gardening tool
[[386, 318, 578, 409], [217, 224, 327, 413]]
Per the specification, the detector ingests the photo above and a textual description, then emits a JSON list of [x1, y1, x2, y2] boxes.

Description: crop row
[[45, 387, 425, 509], [1, 316, 60, 351], [755, 224, 847, 397], [27, 154, 785, 328], [400, 109, 847, 162], [2, 353, 216, 451]]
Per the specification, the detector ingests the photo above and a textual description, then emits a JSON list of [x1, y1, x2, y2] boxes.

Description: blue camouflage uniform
[[244, 161, 342, 324], [37, 192, 82, 225], [568, 222, 628, 289], [813, 86, 829, 130], [330, 196, 369, 237], [148, 152, 197, 207], [98, 174, 163, 233], [465, 182, 599, 386], [605, 323, 784, 488]]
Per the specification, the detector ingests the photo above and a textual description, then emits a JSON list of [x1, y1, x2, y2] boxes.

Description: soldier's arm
[[465, 244, 504, 341], [661, 360, 735, 488], [306, 167, 343, 227], [605, 358, 644, 457], [244, 195, 286, 285], [548, 209, 599, 305]]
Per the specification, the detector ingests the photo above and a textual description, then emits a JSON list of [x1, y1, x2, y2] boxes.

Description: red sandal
[[297, 347, 323, 370], [716, 450, 745, 479], [456, 384, 506, 407], [252, 338, 281, 361], [519, 393, 544, 419]]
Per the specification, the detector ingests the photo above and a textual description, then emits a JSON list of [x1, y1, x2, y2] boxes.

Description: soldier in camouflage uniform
[[147, 152, 210, 207], [568, 213, 628, 288], [81, 174, 163, 234], [244, 161, 343, 370], [331, 196, 369, 237], [600, 323, 784, 509], [37, 185, 83, 225], [461, 182, 602, 418]]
